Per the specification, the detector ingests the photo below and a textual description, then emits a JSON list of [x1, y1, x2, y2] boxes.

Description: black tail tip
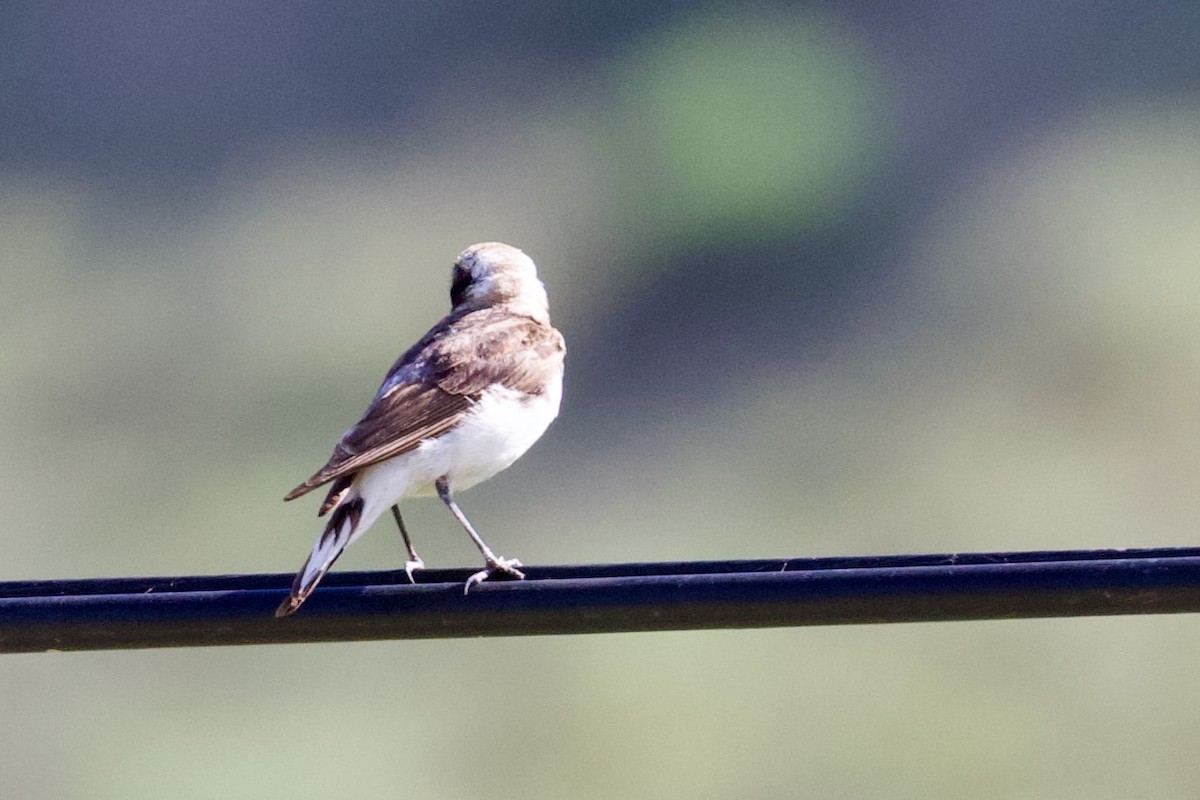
[[275, 596, 302, 618]]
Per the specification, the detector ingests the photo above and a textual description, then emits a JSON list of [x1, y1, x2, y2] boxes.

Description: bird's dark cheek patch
[[450, 268, 472, 307]]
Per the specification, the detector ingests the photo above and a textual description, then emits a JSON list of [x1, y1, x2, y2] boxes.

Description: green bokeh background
[[3, 5, 1200, 798]]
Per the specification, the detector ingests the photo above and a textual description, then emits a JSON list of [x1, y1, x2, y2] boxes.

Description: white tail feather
[[275, 496, 364, 617]]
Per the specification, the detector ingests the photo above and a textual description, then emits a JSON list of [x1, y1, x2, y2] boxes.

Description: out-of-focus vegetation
[[3, 4, 1200, 798]]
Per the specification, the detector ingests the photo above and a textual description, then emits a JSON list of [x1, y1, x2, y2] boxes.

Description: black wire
[[4, 547, 1200, 653]]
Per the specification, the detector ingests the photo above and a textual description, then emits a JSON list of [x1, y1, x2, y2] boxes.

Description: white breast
[[407, 376, 564, 496]]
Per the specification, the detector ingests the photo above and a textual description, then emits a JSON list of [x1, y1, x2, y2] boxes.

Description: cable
[[3, 547, 1200, 653]]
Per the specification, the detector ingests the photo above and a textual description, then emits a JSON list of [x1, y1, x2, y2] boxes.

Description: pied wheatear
[[276, 242, 565, 617]]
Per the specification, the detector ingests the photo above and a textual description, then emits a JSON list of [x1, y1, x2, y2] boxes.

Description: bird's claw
[[404, 557, 425, 584], [463, 557, 525, 595]]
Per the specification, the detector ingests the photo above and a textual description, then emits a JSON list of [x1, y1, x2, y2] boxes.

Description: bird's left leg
[[391, 505, 425, 583], [434, 477, 525, 594]]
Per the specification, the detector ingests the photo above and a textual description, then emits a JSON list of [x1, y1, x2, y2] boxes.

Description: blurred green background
[[4, 2, 1200, 797]]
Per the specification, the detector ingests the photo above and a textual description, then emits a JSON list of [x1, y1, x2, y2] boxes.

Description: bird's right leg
[[434, 478, 525, 594]]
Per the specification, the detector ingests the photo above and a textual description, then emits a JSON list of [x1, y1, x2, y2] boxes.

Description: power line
[[4, 547, 1200, 653]]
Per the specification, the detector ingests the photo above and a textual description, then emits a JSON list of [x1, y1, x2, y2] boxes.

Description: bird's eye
[[450, 265, 472, 306]]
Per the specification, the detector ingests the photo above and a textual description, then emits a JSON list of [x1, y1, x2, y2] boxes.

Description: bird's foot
[[404, 557, 426, 584], [463, 557, 525, 595]]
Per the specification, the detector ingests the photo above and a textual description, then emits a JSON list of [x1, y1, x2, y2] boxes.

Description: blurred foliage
[[609, 9, 888, 243], [3, 2, 1200, 799]]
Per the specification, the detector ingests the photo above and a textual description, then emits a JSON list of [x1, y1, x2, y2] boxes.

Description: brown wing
[[284, 309, 563, 502], [430, 312, 565, 397], [283, 383, 471, 501]]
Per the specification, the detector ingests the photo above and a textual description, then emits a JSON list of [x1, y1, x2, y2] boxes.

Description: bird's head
[[450, 242, 550, 321]]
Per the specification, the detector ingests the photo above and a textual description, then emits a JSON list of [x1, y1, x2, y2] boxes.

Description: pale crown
[[451, 242, 550, 322]]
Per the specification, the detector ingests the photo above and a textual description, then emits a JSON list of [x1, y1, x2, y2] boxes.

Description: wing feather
[[284, 309, 564, 501]]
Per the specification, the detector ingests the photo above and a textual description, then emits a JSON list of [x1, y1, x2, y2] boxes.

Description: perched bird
[[276, 242, 565, 617]]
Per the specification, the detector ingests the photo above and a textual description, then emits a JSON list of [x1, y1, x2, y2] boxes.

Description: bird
[[275, 242, 565, 617]]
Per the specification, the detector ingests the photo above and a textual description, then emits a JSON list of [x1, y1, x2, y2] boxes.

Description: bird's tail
[[275, 496, 365, 617]]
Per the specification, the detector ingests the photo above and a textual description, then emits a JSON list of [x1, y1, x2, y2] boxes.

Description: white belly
[[355, 376, 563, 513]]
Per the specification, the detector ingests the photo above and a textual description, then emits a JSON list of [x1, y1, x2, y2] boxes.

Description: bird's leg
[[391, 505, 424, 583], [434, 477, 525, 594]]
